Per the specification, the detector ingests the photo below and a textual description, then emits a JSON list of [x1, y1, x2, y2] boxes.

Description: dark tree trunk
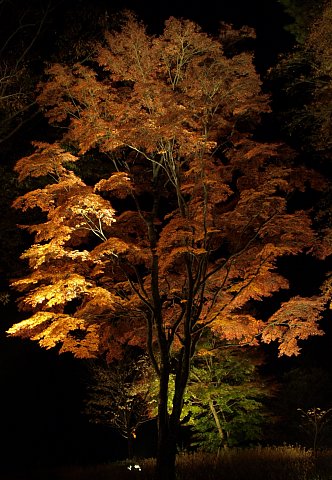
[[156, 404, 180, 480], [156, 429, 178, 480], [127, 434, 134, 460], [155, 348, 191, 480], [155, 360, 180, 480]]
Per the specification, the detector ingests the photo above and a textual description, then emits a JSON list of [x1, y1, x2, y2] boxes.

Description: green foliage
[[141, 340, 273, 451], [278, 0, 325, 43], [181, 342, 273, 450], [188, 398, 264, 450]]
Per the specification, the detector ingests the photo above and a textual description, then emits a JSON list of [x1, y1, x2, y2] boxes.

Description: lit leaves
[[98, 12, 155, 82], [13, 274, 92, 310], [12, 171, 86, 213], [14, 142, 79, 182], [67, 192, 116, 235], [210, 314, 262, 345], [19, 242, 90, 270], [14, 180, 116, 246], [157, 16, 221, 89], [7, 312, 100, 358], [35, 17, 271, 161], [8, 14, 330, 365], [37, 63, 105, 124], [76, 287, 117, 319], [261, 296, 326, 356], [94, 172, 133, 198], [91, 234, 149, 267]]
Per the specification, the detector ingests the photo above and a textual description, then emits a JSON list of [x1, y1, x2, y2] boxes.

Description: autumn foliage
[[8, 13, 330, 479]]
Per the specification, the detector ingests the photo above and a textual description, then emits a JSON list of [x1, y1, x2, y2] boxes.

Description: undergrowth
[[2, 446, 332, 480]]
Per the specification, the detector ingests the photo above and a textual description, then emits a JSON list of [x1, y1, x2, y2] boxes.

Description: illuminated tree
[[83, 354, 153, 459], [8, 14, 330, 480], [182, 341, 272, 450]]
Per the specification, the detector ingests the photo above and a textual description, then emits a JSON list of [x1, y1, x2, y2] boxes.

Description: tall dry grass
[[2, 446, 332, 479]]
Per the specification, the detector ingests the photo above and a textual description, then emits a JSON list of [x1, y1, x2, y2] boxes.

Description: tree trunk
[[127, 434, 134, 460], [156, 428, 178, 480], [156, 347, 191, 480], [209, 399, 226, 448], [155, 363, 180, 480]]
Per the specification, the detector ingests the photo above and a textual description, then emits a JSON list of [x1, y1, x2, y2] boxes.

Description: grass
[[2, 446, 332, 480]]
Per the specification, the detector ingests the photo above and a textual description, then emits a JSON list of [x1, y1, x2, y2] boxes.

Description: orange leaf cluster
[[8, 15, 330, 363], [14, 142, 79, 182], [261, 296, 326, 356]]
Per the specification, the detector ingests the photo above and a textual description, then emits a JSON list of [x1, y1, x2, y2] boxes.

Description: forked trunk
[[155, 354, 190, 480]]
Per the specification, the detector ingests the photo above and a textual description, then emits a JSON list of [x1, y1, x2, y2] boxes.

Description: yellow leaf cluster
[[21, 243, 90, 269], [19, 274, 92, 310], [7, 312, 100, 358], [68, 193, 116, 227]]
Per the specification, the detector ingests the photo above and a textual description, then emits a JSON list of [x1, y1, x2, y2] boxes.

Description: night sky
[[0, 0, 331, 475]]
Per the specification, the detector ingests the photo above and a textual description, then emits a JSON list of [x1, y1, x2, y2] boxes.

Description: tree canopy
[[8, 13, 331, 480]]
